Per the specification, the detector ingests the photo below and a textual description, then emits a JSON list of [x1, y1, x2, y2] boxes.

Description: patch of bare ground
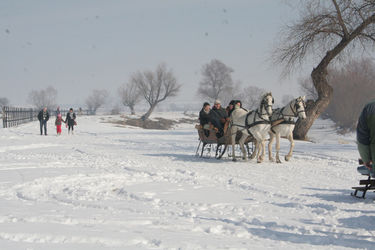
[[105, 115, 198, 130]]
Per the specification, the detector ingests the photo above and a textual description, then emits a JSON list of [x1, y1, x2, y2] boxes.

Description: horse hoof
[[276, 159, 282, 163], [269, 158, 275, 162], [232, 158, 237, 162], [285, 156, 291, 161]]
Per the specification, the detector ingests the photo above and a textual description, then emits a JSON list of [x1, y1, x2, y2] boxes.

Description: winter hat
[[203, 102, 210, 107], [214, 99, 221, 105]]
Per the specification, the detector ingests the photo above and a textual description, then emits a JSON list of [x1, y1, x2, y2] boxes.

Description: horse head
[[293, 96, 307, 119], [260, 92, 274, 118]]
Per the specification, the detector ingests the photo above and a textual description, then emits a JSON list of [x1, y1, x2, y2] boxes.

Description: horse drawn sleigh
[[195, 93, 308, 163]]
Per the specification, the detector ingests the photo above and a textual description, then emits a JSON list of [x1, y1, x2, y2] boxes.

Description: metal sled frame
[[351, 175, 375, 199], [195, 125, 254, 159]]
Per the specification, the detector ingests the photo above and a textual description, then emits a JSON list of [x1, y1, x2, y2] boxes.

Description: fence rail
[[2, 106, 92, 128], [2, 106, 38, 128]]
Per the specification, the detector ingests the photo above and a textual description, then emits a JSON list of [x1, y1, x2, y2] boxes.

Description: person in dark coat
[[226, 100, 236, 117], [37, 107, 49, 135], [199, 102, 211, 127], [199, 102, 212, 137], [65, 108, 77, 134], [357, 99, 375, 177], [211, 99, 228, 137]]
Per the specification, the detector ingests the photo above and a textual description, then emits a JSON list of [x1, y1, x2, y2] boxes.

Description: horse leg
[[250, 139, 257, 159], [275, 133, 281, 163], [255, 140, 262, 163], [262, 139, 267, 161], [285, 132, 294, 161], [258, 139, 266, 163], [268, 132, 275, 162], [239, 135, 248, 161], [231, 127, 237, 162]]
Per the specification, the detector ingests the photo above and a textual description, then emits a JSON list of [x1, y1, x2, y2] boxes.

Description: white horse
[[268, 96, 307, 163], [230, 93, 274, 163]]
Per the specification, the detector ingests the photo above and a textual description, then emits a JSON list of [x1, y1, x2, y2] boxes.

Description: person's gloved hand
[[365, 161, 373, 170]]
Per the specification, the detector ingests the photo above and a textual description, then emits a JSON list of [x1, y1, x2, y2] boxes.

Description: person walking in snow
[[37, 107, 49, 135], [55, 113, 64, 136], [65, 108, 76, 135]]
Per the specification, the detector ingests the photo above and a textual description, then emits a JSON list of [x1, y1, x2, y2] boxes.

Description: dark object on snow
[[351, 159, 375, 199]]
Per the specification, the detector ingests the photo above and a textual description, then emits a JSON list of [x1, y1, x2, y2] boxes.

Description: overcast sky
[[1, 0, 309, 108]]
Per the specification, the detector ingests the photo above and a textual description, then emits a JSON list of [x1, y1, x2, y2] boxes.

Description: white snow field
[[0, 113, 373, 250]]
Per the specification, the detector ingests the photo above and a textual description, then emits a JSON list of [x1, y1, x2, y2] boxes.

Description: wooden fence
[[1, 106, 92, 128]]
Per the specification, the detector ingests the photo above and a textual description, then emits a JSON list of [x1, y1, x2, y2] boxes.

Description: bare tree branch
[[332, 0, 350, 38]]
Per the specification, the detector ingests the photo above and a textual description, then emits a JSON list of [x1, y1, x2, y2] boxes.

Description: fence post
[[2, 106, 5, 128]]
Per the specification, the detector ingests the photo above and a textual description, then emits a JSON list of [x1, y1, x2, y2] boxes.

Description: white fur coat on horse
[[268, 96, 306, 163], [230, 93, 274, 163]]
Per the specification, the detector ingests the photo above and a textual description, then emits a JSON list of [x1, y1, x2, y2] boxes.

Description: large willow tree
[[274, 0, 375, 140]]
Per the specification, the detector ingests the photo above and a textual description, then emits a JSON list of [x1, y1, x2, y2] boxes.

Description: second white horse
[[268, 96, 307, 163]]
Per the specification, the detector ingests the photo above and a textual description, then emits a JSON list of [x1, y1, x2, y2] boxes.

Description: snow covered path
[[0, 115, 374, 249]]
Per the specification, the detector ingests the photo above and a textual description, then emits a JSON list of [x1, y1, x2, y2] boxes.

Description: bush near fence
[[2, 106, 91, 128]]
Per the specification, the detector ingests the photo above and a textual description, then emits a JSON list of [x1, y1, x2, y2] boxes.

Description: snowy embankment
[[0, 113, 373, 250]]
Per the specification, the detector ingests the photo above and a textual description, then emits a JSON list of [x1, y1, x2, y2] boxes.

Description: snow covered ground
[[0, 113, 373, 250]]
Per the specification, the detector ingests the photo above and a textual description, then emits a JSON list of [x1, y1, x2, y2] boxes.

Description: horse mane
[[262, 92, 272, 99]]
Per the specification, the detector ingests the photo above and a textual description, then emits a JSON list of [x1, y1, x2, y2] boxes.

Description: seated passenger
[[211, 99, 228, 138], [226, 100, 236, 117], [199, 102, 212, 136]]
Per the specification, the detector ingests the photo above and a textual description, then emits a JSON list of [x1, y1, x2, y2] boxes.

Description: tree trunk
[[130, 105, 135, 115], [141, 104, 157, 121], [293, 68, 333, 140]]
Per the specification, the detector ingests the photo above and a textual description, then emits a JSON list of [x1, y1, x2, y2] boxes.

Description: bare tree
[[273, 0, 375, 140], [298, 77, 318, 100], [240, 86, 266, 110], [325, 58, 375, 131], [197, 59, 235, 103], [27, 86, 58, 110], [118, 82, 141, 115], [219, 80, 243, 108], [0, 97, 9, 108], [281, 94, 295, 106], [85, 89, 109, 115], [110, 104, 121, 115], [131, 63, 181, 120]]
